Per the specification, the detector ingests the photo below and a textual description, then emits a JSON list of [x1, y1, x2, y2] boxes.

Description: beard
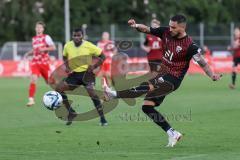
[[170, 32, 180, 39], [74, 40, 82, 47]]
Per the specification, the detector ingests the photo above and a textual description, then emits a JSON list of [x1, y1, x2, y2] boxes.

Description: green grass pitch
[[0, 74, 239, 160]]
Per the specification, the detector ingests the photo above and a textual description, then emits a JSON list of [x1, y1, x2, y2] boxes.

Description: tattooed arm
[[193, 53, 222, 81]]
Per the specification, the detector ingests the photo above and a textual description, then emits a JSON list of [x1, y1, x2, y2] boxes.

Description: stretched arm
[[128, 19, 150, 34], [193, 53, 222, 81]]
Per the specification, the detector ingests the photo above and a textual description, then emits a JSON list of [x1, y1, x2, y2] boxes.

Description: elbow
[[49, 45, 56, 51]]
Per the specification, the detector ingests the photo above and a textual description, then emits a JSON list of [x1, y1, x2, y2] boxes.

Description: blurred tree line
[[0, 0, 239, 45]]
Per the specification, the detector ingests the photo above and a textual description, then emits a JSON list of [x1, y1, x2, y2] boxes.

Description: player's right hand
[[128, 19, 136, 28]]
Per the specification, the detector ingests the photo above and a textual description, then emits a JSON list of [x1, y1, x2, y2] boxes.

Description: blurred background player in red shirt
[[97, 32, 114, 88], [141, 19, 163, 74], [228, 27, 240, 89], [24, 21, 56, 106]]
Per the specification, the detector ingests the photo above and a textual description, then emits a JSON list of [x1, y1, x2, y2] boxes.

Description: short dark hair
[[170, 14, 187, 24], [73, 28, 83, 34]]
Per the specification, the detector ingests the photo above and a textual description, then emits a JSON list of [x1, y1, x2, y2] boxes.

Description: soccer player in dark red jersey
[[141, 19, 163, 73], [228, 27, 240, 89], [104, 14, 222, 147]]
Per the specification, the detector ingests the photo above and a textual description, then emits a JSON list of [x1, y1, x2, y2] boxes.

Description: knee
[[89, 91, 97, 98], [56, 88, 67, 100], [86, 85, 98, 98], [143, 100, 155, 106], [148, 84, 154, 91], [55, 85, 62, 93], [55, 81, 68, 93]]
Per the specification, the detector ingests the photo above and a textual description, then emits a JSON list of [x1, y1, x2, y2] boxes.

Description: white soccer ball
[[42, 91, 63, 110]]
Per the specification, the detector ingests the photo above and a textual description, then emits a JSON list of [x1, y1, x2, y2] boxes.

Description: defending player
[[24, 21, 56, 106], [104, 14, 222, 147], [55, 28, 108, 126]]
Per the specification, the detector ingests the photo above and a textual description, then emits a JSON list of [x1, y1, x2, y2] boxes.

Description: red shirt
[[151, 27, 201, 80], [97, 40, 114, 58], [233, 38, 240, 58], [144, 34, 163, 61], [31, 34, 51, 65]]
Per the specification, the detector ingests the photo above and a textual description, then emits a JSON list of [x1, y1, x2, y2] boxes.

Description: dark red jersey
[[144, 34, 163, 61], [150, 27, 201, 80], [233, 38, 240, 58]]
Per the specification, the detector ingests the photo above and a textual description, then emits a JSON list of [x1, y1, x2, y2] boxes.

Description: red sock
[[29, 83, 36, 98]]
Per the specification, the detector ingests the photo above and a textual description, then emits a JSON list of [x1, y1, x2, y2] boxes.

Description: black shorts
[[233, 58, 240, 67], [144, 74, 181, 106], [148, 60, 162, 72], [65, 71, 95, 88]]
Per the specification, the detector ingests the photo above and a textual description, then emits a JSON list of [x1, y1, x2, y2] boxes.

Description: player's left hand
[[211, 74, 222, 81], [87, 65, 95, 73]]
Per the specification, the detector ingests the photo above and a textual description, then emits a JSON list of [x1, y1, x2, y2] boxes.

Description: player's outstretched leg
[[104, 82, 151, 101], [142, 76, 182, 147], [103, 73, 175, 101], [142, 100, 182, 147]]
